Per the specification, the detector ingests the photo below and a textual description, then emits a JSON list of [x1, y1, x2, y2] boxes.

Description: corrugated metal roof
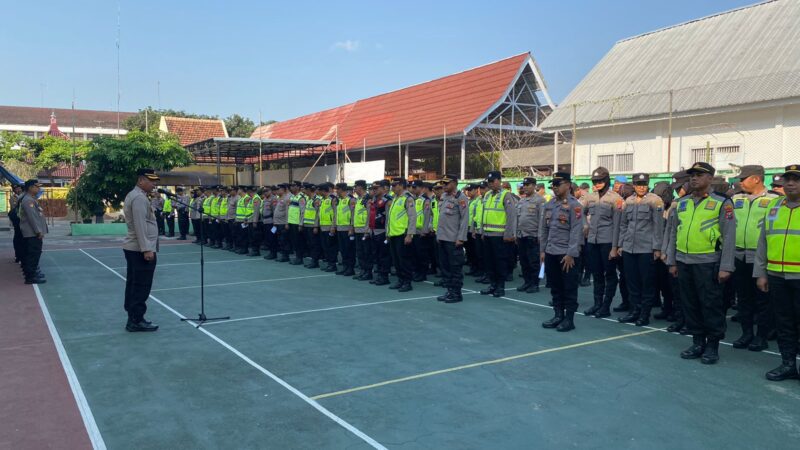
[[500, 143, 572, 168], [542, 0, 800, 130], [251, 53, 544, 150]]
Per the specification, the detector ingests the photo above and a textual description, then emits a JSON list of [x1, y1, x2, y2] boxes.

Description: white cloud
[[332, 40, 360, 52]]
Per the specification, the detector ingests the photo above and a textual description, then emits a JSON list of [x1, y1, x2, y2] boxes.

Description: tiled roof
[[38, 162, 85, 179], [162, 117, 228, 146], [251, 53, 534, 150], [0, 105, 134, 129]]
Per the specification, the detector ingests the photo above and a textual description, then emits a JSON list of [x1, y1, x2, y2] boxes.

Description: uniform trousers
[[337, 231, 356, 270], [413, 234, 433, 276], [483, 236, 510, 286], [21, 237, 43, 280], [372, 232, 391, 276], [588, 242, 619, 305], [191, 219, 201, 240], [545, 253, 579, 313], [438, 241, 465, 290], [177, 210, 189, 238], [289, 224, 305, 260], [734, 258, 772, 336], [655, 259, 674, 314], [677, 261, 726, 340], [123, 249, 156, 323], [767, 276, 800, 358], [622, 252, 656, 314], [155, 210, 165, 235], [320, 230, 338, 266], [518, 236, 541, 286], [389, 235, 413, 282], [354, 232, 370, 271], [248, 223, 262, 251], [263, 223, 277, 254], [165, 214, 175, 236], [304, 227, 322, 262], [276, 225, 291, 257]]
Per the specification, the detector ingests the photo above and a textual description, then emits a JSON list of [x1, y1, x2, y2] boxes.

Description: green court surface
[[38, 244, 800, 449]]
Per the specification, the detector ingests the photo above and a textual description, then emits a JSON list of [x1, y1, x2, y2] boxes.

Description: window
[[596, 153, 633, 172], [716, 145, 740, 154], [597, 155, 615, 170], [692, 148, 711, 164]]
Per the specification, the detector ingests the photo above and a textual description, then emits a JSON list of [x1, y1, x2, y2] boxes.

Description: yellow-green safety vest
[[236, 195, 250, 221], [470, 197, 483, 230], [288, 194, 302, 225], [336, 196, 353, 227], [482, 190, 509, 233], [320, 196, 335, 226], [354, 196, 369, 228], [432, 198, 439, 231], [162, 197, 173, 213], [765, 197, 800, 273], [303, 195, 320, 226], [732, 192, 776, 250], [213, 196, 225, 218], [202, 196, 214, 216], [388, 193, 410, 237], [676, 195, 723, 254], [415, 196, 427, 229]]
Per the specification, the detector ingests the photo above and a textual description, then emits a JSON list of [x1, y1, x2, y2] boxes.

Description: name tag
[[758, 198, 771, 208], [678, 201, 687, 212], [734, 199, 745, 209], [768, 207, 780, 218], [704, 200, 718, 210]]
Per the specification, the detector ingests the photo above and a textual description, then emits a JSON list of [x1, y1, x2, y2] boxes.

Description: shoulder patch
[[615, 198, 624, 210], [724, 203, 734, 220], [574, 206, 582, 220]]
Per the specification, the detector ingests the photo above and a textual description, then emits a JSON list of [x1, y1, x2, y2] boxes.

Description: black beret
[[354, 179, 367, 188], [486, 171, 502, 181]]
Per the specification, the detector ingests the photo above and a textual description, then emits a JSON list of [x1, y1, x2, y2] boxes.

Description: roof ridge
[[616, 0, 777, 44], [0, 104, 135, 115], [163, 116, 223, 123]]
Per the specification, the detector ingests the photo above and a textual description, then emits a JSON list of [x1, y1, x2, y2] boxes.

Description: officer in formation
[[150, 190, 165, 236], [9, 183, 24, 264], [516, 177, 545, 293], [435, 174, 469, 303], [161, 190, 175, 237], [175, 187, 190, 240], [14, 179, 48, 284], [478, 171, 517, 297]]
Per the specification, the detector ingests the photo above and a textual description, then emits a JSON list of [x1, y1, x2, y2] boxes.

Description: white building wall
[[572, 104, 800, 175]]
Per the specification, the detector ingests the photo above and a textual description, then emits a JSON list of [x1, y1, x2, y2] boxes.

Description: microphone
[[157, 188, 176, 197]]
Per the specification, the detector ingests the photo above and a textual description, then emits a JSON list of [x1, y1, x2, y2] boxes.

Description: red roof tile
[[0, 105, 134, 129], [251, 53, 530, 150], [163, 117, 228, 146]]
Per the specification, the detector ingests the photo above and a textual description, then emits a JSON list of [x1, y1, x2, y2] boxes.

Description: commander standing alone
[[122, 168, 161, 332]]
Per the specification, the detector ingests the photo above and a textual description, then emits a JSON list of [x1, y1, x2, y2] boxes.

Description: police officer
[[754, 164, 800, 381], [18, 179, 48, 284], [301, 183, 322, 268], [667, 162, 736, 364], [190, 188, 203, 244], [151, 188, 165, 235], [287, 181, 306, 265], [435, 175, 469, 303], [352, 180, 372, 279], [232, 186, 249, 253], [464, 184, 482, 278], [369, 180, 392, 285], [730, 165, 777, 352], [652, 181, 676, 321], [480, 171, 517, 297], [616, 173, 664, 326], [771, 174, 784, 196], [222, 186, 236, 251], [516, 177, 545, 293], [9, 183, 24, 264], [386, 178, 417, 292], [213, 186, 228, 249], [122, 169, 160, 332], [316, 183, 338, 271], [162, 190, 175, 237], [334, 182, 357, 276], [175, 187, 190, 240], [410, 180, 433, 281], [262, 186, 277, 259], [663, 171, 690, 334], [272, 184, 290, 262], [247, 186, 262, 256], [539, 172, 583, 332], [582, 167, 623, 317]]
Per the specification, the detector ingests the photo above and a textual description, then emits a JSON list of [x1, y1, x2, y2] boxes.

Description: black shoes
[[372, 276, 390, 286], [389, 281, 403, 290], [653, 310, 672, 320], [480, 286, 496, 296], [412, 274, 427, 282], [618, 312, 638, 323], [25, 277, 46, 284], [732, 330, 754, 349], [342, 269, 355, 277], [667, 321, 684, 333], [525, 285, 540, 293], [445, 292, 463, 303], [766, 358, 799, 381], [579, 275, 591, 287], [594, 307, 611, 318], [748, 336, 768, 352], [556, 313, 575, 332], [305, 261, 320, 269], [542, 311, 565, 329], [290, 259, 304, 266], [701, 339, 720, 364], [613, 302, 630, 312], [323, 265, 337, 273], [357, 272, 373, 281], [397, 282, 413, 293], [680, 336, 706, 360], [126, 320, 159, 332], [517, 281, 531, 292], [634, 316, 650, 327], [583, 301, 601, 316], [492, 288, 505, 298]]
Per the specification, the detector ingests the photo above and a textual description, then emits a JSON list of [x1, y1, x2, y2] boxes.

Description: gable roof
[[160, 116, 228, 146], [541, 0, 800, 131], [0, 105, 134, 129], [252, 53, 552, 150]]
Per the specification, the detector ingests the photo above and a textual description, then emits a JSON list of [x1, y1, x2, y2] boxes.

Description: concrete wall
[[572, 103, 800, 175], [259, 160, 386, 184]]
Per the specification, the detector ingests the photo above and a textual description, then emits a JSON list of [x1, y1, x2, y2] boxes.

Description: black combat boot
[[480, 285, 496, 296], [305, 260, 320, 269], [373, 274, 390, 286], [748, 335, 769, 352], [594, 299, 612, 318], [517, 278, 532, 292], [437, 289, 454, 302], [635, 308, 651, 327], [358, 271, 373, 281], [445, 290, 463, 303], [765, 356, 799, 381], [732, 327, 754, 349], [583, 298, 601, 316], [493, 281, 505, 298], [398, 281, 413, 293], [542, 310, 565, 329], [667, 320, 684, 333], [680, 335, 706, 359], [618, 309, 639, 323], [701, 339, 720, 364], [556, 312, 576, 332], [613, 301, 630, 312]]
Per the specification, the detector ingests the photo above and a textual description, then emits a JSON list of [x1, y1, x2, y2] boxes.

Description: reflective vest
[[249, 194, 261, 220], [162, 197, 173, 213], [303, 195, 320, 226], [202, 196, 213, 216], [213, 196, 225, 218], [676, 195, 723, 255], [320, 196, 335, 226], [415, 196, 427, 229], [765, 197, 800, 273], [431, 198, 439, 231], [288, 194, 302, 225], [470, 197, 484, 231], [482, 190, 509, 233], [336, 196, 353, 227], [236, 195, 250, 221], [732, 192, 776, 250], [388, 193, 410, 237], [354, 197, 369, 228]]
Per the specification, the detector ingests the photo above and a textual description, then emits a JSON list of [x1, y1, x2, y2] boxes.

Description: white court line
[[92, 250, 208, 259], [33, 284, 107, 450], [109, 258, 257, 270], [45, 243, 193, 252], [203, 292, 480, 326], [77, 249, 387, 450], [150, 274, 334, 292]]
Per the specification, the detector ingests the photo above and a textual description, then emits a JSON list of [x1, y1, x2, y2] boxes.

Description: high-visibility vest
[[213, 196, 225, 218], [336, 196, 353, 227], [482, 190, 509, 233], [303, 195, 320, 226], [288, 194, 301, 225], [236, 195, 250, 221], [163, 197, 173, 213], [431, 198, 439, 231], [354, 196, 369, 228], [388, 193, 410, 237], [415, 196, 427, 229], [320, 196, 335, 226], [676, 195, 723, 255], [203, 196, 214, 217], [765, 197, 800, 273], [732, 192, 777, 250], [470, 197, 484, 230]]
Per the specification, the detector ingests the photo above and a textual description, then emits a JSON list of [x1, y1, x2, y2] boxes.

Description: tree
[[471, 127, 548, 178], [123, 107, 219, 132], [224, 114, 256, 138], [67, 131, 192, 218], [0, 131, 91, 180]]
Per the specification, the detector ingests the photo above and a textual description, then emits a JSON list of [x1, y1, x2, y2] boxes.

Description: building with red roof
[[159, 116, 228, 146]]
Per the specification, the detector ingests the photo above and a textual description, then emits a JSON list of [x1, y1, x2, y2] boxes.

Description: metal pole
[[553, 131, 558, 174], [667, 89, 673, 172], [215, 141, 221, 183], [398, 133, 402, 178], [71, 92, 78, 222], [460, 134, 466, 180], [362, 138, 366, 162], [404, 144, 409, 180], [258, 110, 263, 186], [335, 125, 339, 182], [442, 125, 447, 175]]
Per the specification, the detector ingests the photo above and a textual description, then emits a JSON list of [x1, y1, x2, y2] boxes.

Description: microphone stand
[[161, 191, 229, 327]]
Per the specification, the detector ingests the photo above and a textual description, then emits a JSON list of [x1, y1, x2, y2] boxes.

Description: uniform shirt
[[581, 190, 623, 245], [175, 194, 189, 214], [416, 194, 433, 235], [321, 195, 337, 232], [539, 195, 583, 257], [123, 186, 159, 253], [18, 193, 49, 238], [296, 193, 308, 227], [665, 190, 736, 272], [468, 196, 483, 234], [618, 192, 665, 254], [386, 191, 417, 236], [660, 202, 675, 255], [482, 189, 517, 238], [516, 193, 545, 238], [190, 195, 203, 220], [334, 195, 356, 232], [262, 194, 274, 224], [150, 195, 164, 211], [273, 193, 289, 225], [753, 198, 800, 280], [370, 194, 390, 234], [354, 195, 371, 234], [249, 196, 261, 224], [734, 190, 778, 263], [227, 194, 239, 221], [436, 190, 469, 243]]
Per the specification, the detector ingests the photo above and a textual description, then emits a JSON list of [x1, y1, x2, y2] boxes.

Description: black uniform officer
[[435, 174, 469, 303], [479, 171, 517, 297]]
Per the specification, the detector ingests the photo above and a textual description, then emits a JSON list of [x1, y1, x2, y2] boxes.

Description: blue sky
[[1, 0, 756, 122]]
